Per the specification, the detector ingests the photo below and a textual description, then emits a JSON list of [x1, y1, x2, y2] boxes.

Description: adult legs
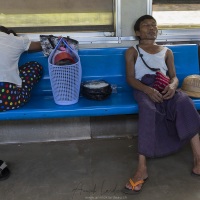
[[124, 133, 200, 192], [190, 134, 200, 175], [125, 133, 200, 187]]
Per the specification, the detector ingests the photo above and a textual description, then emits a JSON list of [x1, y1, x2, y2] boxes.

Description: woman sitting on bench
[[0, 26, 43, 112], [123, 15, 200, 194], [0, 26, 43, 180]]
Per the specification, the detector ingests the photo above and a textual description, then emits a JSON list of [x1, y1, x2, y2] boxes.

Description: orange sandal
[[122, 177, 148, 195]]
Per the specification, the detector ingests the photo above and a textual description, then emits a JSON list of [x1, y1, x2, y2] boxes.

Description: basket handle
[[54, 37, 74, 52]]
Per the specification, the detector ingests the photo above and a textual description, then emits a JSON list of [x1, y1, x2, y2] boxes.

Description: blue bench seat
[[0, 44, 199, 120]]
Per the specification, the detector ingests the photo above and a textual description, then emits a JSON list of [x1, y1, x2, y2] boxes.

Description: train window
[[152, 0, 200, 29], [0, 0, 114, 34]]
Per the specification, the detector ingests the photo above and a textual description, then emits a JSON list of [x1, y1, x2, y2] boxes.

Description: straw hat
[[181, 75, 200, 98]]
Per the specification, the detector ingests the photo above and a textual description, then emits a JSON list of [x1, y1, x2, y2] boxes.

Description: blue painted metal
[[0, 44, 199, 120]]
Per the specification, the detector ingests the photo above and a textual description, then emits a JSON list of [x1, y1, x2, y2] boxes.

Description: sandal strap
[[129, 179, 144, 190], [0, 162, 7, 171]]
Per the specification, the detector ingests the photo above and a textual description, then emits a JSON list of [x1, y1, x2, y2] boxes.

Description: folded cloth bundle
[[40, 35, 79, 57]]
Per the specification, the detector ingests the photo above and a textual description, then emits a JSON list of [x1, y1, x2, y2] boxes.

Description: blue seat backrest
[[166, 44, 199, 86], [19, 44, 199, 91], [19, 48, 129, 94], [20, 47, 127, 78], [79, 48, 128, 87]]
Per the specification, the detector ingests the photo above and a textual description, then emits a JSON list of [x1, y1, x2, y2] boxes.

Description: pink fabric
[[153, 71, 170, 92]]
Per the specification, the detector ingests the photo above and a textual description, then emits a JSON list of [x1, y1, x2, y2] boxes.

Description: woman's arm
[[162, 49, 179, 99], [125, 47, 163, 103], [28, 41, 42, 51], [126, 47, 148, 92]]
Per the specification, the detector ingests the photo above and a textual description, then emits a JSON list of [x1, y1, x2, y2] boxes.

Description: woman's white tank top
[[133, 45, 168, 80]]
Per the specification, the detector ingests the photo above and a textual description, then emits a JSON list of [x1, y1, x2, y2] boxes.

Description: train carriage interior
[[0, 0, 200, 199]]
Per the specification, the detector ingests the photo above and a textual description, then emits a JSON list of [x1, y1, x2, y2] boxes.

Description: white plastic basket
[[48, 38, 82, 105]]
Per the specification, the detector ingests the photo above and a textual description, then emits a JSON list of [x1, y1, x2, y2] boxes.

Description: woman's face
[[136, 19, 158, 40]]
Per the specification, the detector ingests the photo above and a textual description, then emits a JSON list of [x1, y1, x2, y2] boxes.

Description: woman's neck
[[139, 39, 156, 46]]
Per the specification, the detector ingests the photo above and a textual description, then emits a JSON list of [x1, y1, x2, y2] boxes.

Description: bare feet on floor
[[192, 156, 200, 176]]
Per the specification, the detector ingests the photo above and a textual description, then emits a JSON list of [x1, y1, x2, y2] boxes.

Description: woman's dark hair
[[134, 15, 156, 32], [0, 25, 17, 36]]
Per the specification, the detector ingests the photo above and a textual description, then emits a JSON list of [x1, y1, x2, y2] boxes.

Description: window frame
[[20, 0, 122, 44], [148, 0, 200, 42]]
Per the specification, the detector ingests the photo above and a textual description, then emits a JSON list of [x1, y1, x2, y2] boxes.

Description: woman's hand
[[162, 84, 176, 100], [146, 87, 163, 103]]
